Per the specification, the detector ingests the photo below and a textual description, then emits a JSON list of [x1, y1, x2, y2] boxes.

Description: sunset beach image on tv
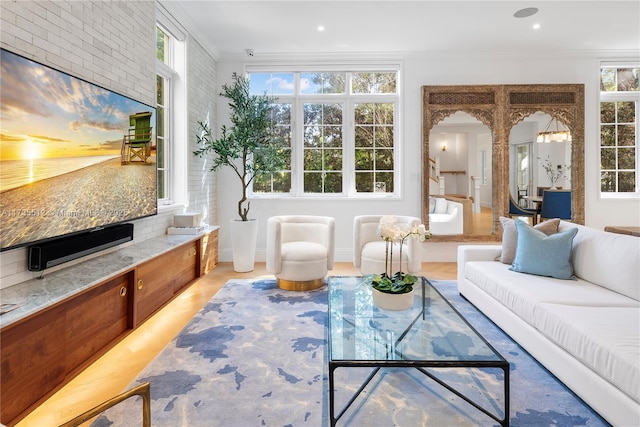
[[0, 49, 157, 251]]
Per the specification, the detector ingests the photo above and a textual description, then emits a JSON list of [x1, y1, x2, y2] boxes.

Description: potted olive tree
[[194, 72, 288, 272]]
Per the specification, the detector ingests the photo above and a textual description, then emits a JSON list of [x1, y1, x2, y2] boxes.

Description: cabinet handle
[[137, 279, 144, 290], [120, 286, 127, 297]]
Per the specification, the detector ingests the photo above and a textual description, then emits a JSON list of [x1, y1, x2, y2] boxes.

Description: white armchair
[[266, 215, 335, 291], [353, 215, 422, 276]]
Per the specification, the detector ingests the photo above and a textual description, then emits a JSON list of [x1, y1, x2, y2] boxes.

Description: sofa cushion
[[362, 241, 408, 264], [429, 197, 436, 213], [434, 197, 449, 214], [510, 221, 578, 279], [533, 303, 640, 404], [446, 202, 458, 216], [281, 242, 327, 262], [560, 222, 640, 301], [282, 223, 329, 245], [498, 217, 560, 264], [464, 261, 639, 325]]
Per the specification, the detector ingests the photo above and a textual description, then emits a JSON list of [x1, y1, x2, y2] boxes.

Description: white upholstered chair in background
[[428, 197, 465, 235], [353, 215, 422, 276], [266, 215, 335, 291]]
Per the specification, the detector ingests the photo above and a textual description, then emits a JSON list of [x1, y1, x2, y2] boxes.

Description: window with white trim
[[248, 68, 400, 197], [599, 64, 639, 196], [156, 25, 171, 201], [253, 101, 293, 193], [303, 100, 344, 193], [155, 10, 187, 206]]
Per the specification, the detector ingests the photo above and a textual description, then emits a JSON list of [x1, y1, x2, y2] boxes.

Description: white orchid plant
[[369, 215, 431, 294]]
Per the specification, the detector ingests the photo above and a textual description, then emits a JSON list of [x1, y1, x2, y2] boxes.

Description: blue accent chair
[[540, 190, 572, 220], [509, 195, 538, 225]]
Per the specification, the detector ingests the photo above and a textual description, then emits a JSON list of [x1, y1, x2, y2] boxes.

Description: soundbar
[[28, 223, 134, 271]]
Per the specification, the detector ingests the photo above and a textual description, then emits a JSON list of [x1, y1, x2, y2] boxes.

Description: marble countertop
[[0, 228, 218, 329]]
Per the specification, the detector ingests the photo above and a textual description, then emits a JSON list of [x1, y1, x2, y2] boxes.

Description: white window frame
[[155, 69, 172, 202], [156, 7, 187, 207], [350, 97, 399, 197], [599, 62, 640, 199], [246, 64, 402, 199], [299, 98, 346, 195]]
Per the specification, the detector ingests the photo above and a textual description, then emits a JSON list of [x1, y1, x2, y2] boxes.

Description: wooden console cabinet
[[0, 228, 218, 426], [200, 230, 218, 275], [1, 272, 134, 425], [134, 242, 198, 326]]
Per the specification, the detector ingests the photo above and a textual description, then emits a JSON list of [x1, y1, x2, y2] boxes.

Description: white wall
[[186, 38, 218, 225], [214, 52, 640, 264], [0, 1, 217, 288], [428, 127, 492, 206], [432, 132, 467, 195]]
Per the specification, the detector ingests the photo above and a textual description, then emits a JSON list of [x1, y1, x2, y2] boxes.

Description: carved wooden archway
[[422, 84, 585, 242]]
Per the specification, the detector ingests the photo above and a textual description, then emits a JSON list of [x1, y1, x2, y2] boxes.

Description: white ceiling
[[160, 1, 640, 60]]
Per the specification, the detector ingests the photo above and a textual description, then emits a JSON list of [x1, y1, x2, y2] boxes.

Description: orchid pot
[[368, 215, 431, 310]]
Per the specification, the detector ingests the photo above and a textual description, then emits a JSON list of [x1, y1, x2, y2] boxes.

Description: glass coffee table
[[328, 276, 509, 426]]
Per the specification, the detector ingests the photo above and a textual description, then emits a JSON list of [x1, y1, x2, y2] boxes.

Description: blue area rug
[[93, 279, 608, 426]]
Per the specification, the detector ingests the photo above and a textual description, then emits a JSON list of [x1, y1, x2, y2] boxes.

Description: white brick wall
[[0, 1, 218, 288], [1, 0, 156, 106], [188, 38, 217, 225]]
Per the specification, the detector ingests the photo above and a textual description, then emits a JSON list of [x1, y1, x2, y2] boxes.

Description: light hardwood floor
[[17, 262, 456, 427], [470, 206, 495, 236]]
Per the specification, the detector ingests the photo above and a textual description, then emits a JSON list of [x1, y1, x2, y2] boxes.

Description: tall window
[[253, 102, 293, 193], [600, 65, 639, 195], [248, 68, 400, 197], [354, 102, 395, 192], [303, 101, 344, 193], [156, 25, 172, 201], [154, 9, 187, 206], [156, 73, 169, 200]]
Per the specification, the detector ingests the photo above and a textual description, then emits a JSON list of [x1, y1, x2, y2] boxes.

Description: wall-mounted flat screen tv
[[0, 48, 157, 252]]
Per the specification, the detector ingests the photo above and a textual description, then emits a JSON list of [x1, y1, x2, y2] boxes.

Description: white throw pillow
[[498, 217, 560, 265], [434, 198, 448, 214]]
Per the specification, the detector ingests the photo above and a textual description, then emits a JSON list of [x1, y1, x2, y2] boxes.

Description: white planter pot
[[372, 288, 415, 311], [230, 219, 258, 272]]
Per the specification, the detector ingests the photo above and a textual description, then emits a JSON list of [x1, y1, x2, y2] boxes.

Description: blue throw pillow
[[510, 220, 578, 280]]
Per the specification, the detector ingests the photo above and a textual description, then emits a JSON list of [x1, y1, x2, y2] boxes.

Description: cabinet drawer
[[1, 305, 66, 424], [135, 242, 198, 324], [200, 230, 218, 275], [64, 273, 131, 372], [0, 272, 132, 425]]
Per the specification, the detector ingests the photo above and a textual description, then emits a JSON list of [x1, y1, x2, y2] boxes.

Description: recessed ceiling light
[[514, 7, 539, 18], [533, 23, 541, 30], [317, 25, 325, 32]]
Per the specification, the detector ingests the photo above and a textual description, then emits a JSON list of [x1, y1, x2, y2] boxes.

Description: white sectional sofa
[[457, 220, 640, 426], [428, 196, 465, 235]]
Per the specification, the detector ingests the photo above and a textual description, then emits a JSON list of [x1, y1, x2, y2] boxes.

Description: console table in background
[[604, 225, 640, 237], [0, 226, 219, 426]]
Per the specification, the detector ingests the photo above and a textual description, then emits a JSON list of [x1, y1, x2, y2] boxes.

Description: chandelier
[[537, 117, 572, 143]]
